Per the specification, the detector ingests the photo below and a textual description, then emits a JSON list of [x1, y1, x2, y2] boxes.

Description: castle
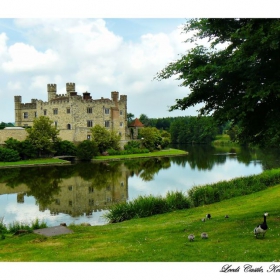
[[10, 82, 128, 144]]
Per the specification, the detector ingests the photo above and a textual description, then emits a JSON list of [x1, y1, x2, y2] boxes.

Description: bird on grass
[[225, 215, 229, 219], [206, 214, 211, 219], [201, 232, 208, 239], [188, 234, 195, 242], [254, 213, 268, 238], [201, 218, 206, 222]]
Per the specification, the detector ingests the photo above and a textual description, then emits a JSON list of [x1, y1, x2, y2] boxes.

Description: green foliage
[[76, 140, 99, 161], [0, 147, 20, 162], [170, 116, 218, 144], [107, 148, 149, 156], [105, 192, 192, 223], [124, 140, 141, 150], [4, 137, 37, 160], [0, 218, 47, 237], [187, 168, 280, 207], [91, 125, 121, 153], [54, 140, 77, 156], [155, 19, 280, 147], [26, 116, 60, 157], [139, 127, 170, 151]]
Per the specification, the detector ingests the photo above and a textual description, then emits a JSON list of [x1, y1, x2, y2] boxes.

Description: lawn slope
[[0, 184, 279, 262]]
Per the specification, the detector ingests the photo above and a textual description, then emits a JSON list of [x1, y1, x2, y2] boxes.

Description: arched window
[[67, 124, 71, 130]]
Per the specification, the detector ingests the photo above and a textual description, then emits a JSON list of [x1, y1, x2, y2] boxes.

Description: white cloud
[[7, 81, 21, 90], [0, 18, 199, 122]]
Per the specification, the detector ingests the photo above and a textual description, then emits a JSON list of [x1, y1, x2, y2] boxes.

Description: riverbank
[[0, 158, 70, 168], [0, 149, 187, 168], [92, 148, 188, 161], [1, 182, 279, 262]]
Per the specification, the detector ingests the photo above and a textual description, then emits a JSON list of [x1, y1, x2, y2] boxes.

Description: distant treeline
[[138, 115, 230, 144], [0, 122, 14, 129]]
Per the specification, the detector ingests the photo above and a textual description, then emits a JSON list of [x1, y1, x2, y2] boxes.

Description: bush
[[187, 169, 280, 207], [104, 191, 191, 223], [54, 140, 77, 156], [124, 141, 141, 150], [0, 148, 20, 162], [77, 140, 99, 161]]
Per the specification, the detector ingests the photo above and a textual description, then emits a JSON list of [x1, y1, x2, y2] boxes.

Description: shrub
[[124, 141, 141, 150], [77, 140, 99, 161], [54, 140, 77, 156], [0, 148, 20, 162]]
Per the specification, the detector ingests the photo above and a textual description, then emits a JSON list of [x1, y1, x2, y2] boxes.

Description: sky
[[0, 17, 196, 123], [0, 0, 277, 124]]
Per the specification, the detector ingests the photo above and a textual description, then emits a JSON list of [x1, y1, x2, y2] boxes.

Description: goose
[[201, 232, 208, 239], [225, 215, 229, 219], [188, 234, 195, 242], [206, 214, 211, 219], [254, 213, 268, 238], [201, 218, 206, 222]]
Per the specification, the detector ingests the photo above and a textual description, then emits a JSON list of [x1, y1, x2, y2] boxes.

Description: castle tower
[[111, 91, 119, 106], [66, 83, 75, 95], [47, 84, 57, 101], [14, 96, 22, 126]]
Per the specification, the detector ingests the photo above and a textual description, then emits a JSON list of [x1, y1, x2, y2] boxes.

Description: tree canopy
[[155, 19, 280, 147], [26, 116, 60, 156]]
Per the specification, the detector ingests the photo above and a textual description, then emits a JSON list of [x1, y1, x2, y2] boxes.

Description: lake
[[0, 145, 279, 227]]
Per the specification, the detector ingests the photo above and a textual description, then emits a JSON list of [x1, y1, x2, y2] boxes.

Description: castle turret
[[66, 83, 75, 95], [111, 91, 119, 106], [14, 96, 22, 126], [47, 84, 57, 101]]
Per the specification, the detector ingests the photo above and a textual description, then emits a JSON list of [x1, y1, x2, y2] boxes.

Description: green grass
[[0, 184, 279, 262], [212, 134, 239, 147], [0, 158, 70, 167], [93, 148, 188, 161]]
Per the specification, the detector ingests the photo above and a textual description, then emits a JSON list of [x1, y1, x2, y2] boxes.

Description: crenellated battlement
[[14, 96, 22, 103], [66, 82, 75, 93], [47, 84, 57, 92], [20, 103, 37, 109]]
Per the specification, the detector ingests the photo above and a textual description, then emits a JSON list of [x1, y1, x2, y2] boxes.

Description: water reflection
[[0, 145, 279, 226]]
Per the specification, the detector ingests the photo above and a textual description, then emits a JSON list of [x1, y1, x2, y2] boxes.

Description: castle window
[[105, 120, 110, 127], [68, 186, 73, 191], [89, 187, 94, 193], [55, 199, 60, 205], [120, 110, 123, 115], [119, 132, 122, 136], [87, 135, 91, 140], [53, 108, 58, 115], [120, 122, 123, 127], [66, 108, 70, 114], [69, 201, 72, 206], [104, 108, 110, 114], [87, 107, 93, 114], [23, 112, 28, 119], [54, 121, 58, 128], [44, 110, 47, 116], [87, 120, 93, 127], [67, 124, 71, 130], [89, 199, 94, 206], [34, 112, 37, 117]]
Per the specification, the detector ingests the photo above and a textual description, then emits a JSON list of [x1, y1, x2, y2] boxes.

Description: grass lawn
[[0, 158, 70, 167], [1, 184, 279, 262], [93, 148, 188, 161]]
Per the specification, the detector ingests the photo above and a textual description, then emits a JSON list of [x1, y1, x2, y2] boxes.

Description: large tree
[[26, 116, 60, 157], [155, 19, 280, 147]]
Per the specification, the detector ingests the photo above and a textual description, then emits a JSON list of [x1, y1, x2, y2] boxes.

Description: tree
[[91, 125, 121, 153], [54, 140, 77, 156], [155, 19, 280, 147], [76, 140, 98, 161], [127, 113, 135, 124], [26, 116, 60, 157], [139, 127, 169, 151]]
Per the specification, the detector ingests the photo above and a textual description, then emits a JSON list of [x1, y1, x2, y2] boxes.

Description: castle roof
[[128, 118, 144, 127]]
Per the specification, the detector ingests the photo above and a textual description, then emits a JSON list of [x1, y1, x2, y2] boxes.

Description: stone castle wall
[[7, 82, 129, 145]]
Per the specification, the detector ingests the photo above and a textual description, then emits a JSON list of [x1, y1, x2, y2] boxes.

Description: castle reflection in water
[[0, 162, 129, 218]]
